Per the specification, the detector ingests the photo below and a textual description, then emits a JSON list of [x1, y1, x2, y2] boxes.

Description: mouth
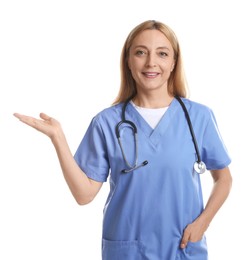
[[142, 72, 159, 78]]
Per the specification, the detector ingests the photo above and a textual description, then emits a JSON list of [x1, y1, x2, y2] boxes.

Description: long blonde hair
[[113, 20, 189, 104]]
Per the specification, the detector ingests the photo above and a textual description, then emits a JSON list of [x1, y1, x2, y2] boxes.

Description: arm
[[180, 166, 232, 248], [13, 112, 103, 205]]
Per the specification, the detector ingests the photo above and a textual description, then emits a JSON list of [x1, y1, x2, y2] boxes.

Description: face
[[128, 29, 175, 94]]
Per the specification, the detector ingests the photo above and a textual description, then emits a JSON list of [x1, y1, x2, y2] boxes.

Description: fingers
[[13, 112, 62, 140], [13, 113, 23, 120], [180, 230, 190, 249], [13, 113, 51, 123], [180, 221, 205, 249], [39, 112, 51, 120], [14, 113, 39, 128], [13, 113, 51, 130], [13, 113, 37, 125]]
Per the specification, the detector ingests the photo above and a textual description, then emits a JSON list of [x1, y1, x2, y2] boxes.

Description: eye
[[159, 52, 168, 57], [135, 50, 146, 56]]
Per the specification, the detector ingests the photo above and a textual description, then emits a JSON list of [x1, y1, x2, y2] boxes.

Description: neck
[[133, 92, 174, 108]]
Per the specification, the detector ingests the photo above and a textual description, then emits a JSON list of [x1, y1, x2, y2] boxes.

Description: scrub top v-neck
[[74, 98, 231, 260]]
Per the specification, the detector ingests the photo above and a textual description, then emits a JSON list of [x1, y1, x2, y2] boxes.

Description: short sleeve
[[201, 109, 231, 170], [74, 116, 110, 182]]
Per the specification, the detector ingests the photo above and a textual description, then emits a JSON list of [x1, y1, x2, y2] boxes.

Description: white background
[[0, 0, 250, 259]]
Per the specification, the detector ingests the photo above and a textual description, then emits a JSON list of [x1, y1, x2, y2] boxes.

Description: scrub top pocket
[[102, 239, 145, 260]]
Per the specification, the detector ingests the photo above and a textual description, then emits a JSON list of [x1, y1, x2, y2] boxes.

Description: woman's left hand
[[180, 167, 232, 249], [180, 218, 208, 249]]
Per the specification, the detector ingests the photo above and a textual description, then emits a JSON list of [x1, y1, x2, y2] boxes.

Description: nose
[[145, 53, 157, 67]]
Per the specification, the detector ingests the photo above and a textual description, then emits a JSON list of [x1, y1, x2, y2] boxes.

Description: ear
[[171, 62, 175, 72]]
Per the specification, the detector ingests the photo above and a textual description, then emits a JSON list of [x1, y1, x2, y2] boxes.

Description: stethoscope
[[115, 96, 207, 174]]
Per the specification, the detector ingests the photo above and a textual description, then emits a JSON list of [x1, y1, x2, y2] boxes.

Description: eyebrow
[[133, 45, 171, 51]]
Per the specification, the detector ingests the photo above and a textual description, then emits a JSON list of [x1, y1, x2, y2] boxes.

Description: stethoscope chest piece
[[194, 161, 206, 174]]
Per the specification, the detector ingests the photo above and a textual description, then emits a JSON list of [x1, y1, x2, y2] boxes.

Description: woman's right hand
[[14, 112, 103, 204], [13, 112, 62, 141]]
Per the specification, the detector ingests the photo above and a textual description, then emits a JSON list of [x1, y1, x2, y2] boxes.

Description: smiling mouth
[[142, 72, 159, 78]]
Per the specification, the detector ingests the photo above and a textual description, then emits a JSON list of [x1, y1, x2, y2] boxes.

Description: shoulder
[[177, 97, 218, 127], [91, 103, 123, 125], [181, 98, 213, 117]]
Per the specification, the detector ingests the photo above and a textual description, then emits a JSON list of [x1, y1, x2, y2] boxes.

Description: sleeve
[[74, 116, 110, 182], [201, 109, 231, 170]]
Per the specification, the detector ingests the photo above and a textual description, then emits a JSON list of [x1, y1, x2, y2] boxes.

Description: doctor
[[14, 20, 232, 259]]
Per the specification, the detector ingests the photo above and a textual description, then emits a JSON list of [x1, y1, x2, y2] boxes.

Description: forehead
[[131, 29, 173, 50]]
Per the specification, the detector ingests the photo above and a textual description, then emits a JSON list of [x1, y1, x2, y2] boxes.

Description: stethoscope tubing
[[115, 96, 206, 174], [175, 96, 202, 163]]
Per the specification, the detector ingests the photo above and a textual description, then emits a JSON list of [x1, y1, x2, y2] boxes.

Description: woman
[[14, 20, 232, 259]]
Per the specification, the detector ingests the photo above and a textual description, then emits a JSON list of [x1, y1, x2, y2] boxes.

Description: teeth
[[145, 73, 157, 76]]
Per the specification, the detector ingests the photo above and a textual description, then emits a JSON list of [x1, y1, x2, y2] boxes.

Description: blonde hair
[[113, 20, 189, 104]]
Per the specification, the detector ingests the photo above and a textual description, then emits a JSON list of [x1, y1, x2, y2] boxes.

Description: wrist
[[196, 213, 211, 231], [51, 128, 66, 146]]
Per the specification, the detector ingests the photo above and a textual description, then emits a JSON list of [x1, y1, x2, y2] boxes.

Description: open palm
[[13, 112, 62, 140]]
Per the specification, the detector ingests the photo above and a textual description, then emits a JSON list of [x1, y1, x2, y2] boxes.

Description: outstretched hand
[[13, 112, 62, 140]]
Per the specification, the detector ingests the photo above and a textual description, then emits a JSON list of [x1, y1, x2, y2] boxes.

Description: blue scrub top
[[74, 98, 231, 260]]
